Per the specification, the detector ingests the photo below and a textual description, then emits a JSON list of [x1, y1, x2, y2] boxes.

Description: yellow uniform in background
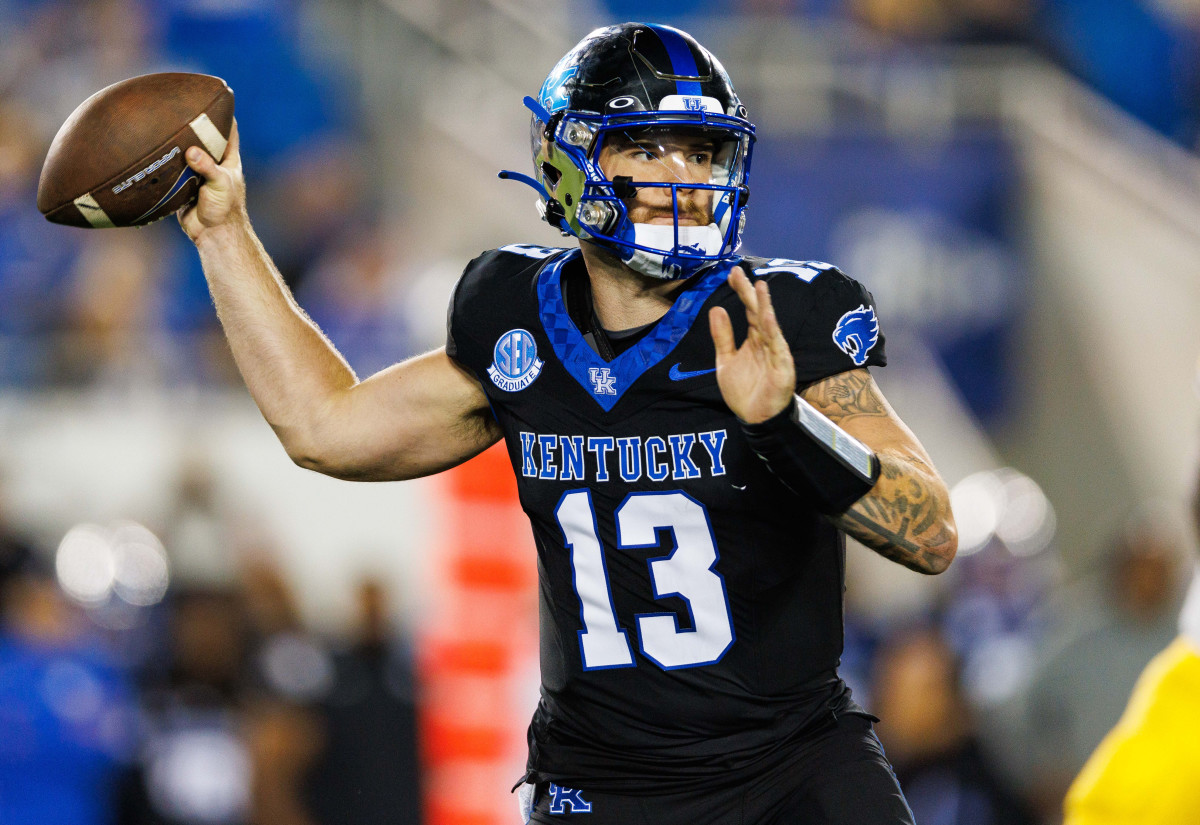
[[1064, 567, 1200, 825]]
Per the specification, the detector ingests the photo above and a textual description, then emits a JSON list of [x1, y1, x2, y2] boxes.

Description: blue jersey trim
[[652, 25, 704, 97], [537, 250, 735, 411]]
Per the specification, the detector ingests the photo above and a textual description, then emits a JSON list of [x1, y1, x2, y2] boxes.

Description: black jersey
[[446, 244, 887, 794]]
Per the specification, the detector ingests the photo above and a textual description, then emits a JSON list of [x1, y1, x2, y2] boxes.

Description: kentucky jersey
[[446, 244, 887, 794]]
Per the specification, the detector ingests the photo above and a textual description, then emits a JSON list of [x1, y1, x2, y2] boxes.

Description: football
[[37, 72, 234, 228]]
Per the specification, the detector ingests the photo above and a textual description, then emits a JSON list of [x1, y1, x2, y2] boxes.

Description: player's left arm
[[801, 369, 957, 574], [711, 266, 956, 575]]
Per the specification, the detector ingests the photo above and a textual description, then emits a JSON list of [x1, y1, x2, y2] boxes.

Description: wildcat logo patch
[[489, 329, 544, 391], [832, 305, 879, 366]]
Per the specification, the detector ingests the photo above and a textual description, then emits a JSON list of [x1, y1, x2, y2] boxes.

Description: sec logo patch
[[488, 329, 544, 392]]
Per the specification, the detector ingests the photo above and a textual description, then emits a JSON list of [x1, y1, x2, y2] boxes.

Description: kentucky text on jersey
[[519, 430, 728, 482]]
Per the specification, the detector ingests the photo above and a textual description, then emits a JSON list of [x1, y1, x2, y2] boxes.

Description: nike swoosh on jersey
[[669, 363, 716, 381]]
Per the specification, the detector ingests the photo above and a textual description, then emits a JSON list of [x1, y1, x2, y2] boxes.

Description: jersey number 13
[[556, 490, 735, 671]]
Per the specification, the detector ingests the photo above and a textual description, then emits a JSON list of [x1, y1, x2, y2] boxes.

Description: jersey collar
[[537, 249, 736, 411]]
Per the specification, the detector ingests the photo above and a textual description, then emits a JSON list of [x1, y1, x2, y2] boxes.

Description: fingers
[[709, 306, 735, 361], [177, 121, 245, 242], [185, 119, 240, 181], [728, 266, 758, 317], [186, 145, 221, 182], [225, 118, 240, 164], [720, 267, 793, 367]]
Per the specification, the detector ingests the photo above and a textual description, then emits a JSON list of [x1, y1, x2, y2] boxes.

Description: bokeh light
[[55, 520, 170, 608]]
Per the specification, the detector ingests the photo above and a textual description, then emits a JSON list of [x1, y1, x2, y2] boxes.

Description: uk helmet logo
[[539, 65, 578, 113], [832, 305, 879, 366], [489, 329, 544, 392]]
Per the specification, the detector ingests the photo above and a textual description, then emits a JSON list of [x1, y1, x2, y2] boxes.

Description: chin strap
[[622, 222, 726, 280]]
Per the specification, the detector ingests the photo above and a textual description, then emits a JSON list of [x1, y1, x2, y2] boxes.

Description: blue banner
[[742, 127, 1023, 422]]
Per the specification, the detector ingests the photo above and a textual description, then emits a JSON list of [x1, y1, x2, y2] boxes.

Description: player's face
[[598, 129, 718, 226]]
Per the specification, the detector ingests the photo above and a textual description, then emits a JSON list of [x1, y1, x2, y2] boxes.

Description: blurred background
[[2, 0, 1199, 824]]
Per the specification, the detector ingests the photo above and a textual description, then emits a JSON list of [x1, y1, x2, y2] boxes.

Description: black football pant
[[525, 714, 915, 824]]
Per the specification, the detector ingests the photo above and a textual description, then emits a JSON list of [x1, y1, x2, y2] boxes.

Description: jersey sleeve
[[445, 244, 567, 379], [751, 259, 887, 385], [445, 248, 507, 374]]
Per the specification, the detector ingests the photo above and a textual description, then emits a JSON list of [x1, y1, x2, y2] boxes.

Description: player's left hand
[[709, 267, 796, 424]]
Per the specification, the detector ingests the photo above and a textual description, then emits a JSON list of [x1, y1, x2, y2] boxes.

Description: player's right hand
[[178, 118, 246, 243], [709, 266, 797, 425]]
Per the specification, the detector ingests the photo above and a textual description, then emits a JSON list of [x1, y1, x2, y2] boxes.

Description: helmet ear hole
[[540, 162, 562, 188]]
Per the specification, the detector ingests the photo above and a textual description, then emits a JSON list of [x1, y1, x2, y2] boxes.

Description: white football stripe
[[73, 193, 115, 228], [189, 113, 228, 161]]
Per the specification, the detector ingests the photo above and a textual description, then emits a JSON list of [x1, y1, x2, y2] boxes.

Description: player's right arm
[[177, 123, 502, 481]]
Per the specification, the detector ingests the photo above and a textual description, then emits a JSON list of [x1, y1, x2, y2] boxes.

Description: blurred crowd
[[3, 0, 1200, 388], [1, 467, 422, 825], [843, 496, 1192, 825], [3, 1, 1200, 824]]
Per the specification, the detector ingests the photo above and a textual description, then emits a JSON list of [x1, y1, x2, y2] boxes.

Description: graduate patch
[[489, 328, 544, 391]]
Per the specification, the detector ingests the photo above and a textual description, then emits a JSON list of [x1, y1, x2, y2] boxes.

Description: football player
[[179, 23, 956, 825]]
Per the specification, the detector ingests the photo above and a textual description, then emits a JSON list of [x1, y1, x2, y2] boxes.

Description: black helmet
[[500, 23, 756, 279]]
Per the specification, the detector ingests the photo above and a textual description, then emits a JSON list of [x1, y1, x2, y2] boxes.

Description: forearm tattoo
[[806, 371, 956, 575], [833, 455, 956, 574]]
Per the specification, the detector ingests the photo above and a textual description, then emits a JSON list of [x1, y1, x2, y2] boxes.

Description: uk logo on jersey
[[832, 305, 879, 366], [489, 329, 544, 392], [548, 783, 591, 814], [588, 367, 617, 396]]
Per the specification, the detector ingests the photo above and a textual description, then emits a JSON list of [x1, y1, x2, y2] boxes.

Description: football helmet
[[500, 23, 756, 280]]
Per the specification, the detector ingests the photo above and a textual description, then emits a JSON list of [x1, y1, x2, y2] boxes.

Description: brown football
[[37, 72, 234, 228]]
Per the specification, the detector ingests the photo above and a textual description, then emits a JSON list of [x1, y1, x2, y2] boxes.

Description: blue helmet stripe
[[651, 25, 703, 97]]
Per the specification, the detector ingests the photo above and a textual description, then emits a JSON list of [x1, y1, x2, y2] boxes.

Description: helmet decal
[[539, 65, 578, 114]]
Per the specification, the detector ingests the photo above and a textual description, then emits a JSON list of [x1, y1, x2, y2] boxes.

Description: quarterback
[[179, 23, 956, 824]]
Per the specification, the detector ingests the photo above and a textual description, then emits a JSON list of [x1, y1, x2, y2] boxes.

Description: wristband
[[740, 394, 880, 514]]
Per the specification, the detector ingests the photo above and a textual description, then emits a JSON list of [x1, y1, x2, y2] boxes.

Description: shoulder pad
[[742, 257, 844, 284], [494, 243, 570, 261], [457, 243, 570, 292]]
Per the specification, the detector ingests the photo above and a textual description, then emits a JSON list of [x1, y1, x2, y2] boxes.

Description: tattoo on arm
[[832, 453, 956, 574], [803, 369, 956, 573], [802, 369, 888, 424]]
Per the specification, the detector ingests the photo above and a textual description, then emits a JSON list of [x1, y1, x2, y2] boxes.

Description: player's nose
[[657, 151, 703, 185]]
